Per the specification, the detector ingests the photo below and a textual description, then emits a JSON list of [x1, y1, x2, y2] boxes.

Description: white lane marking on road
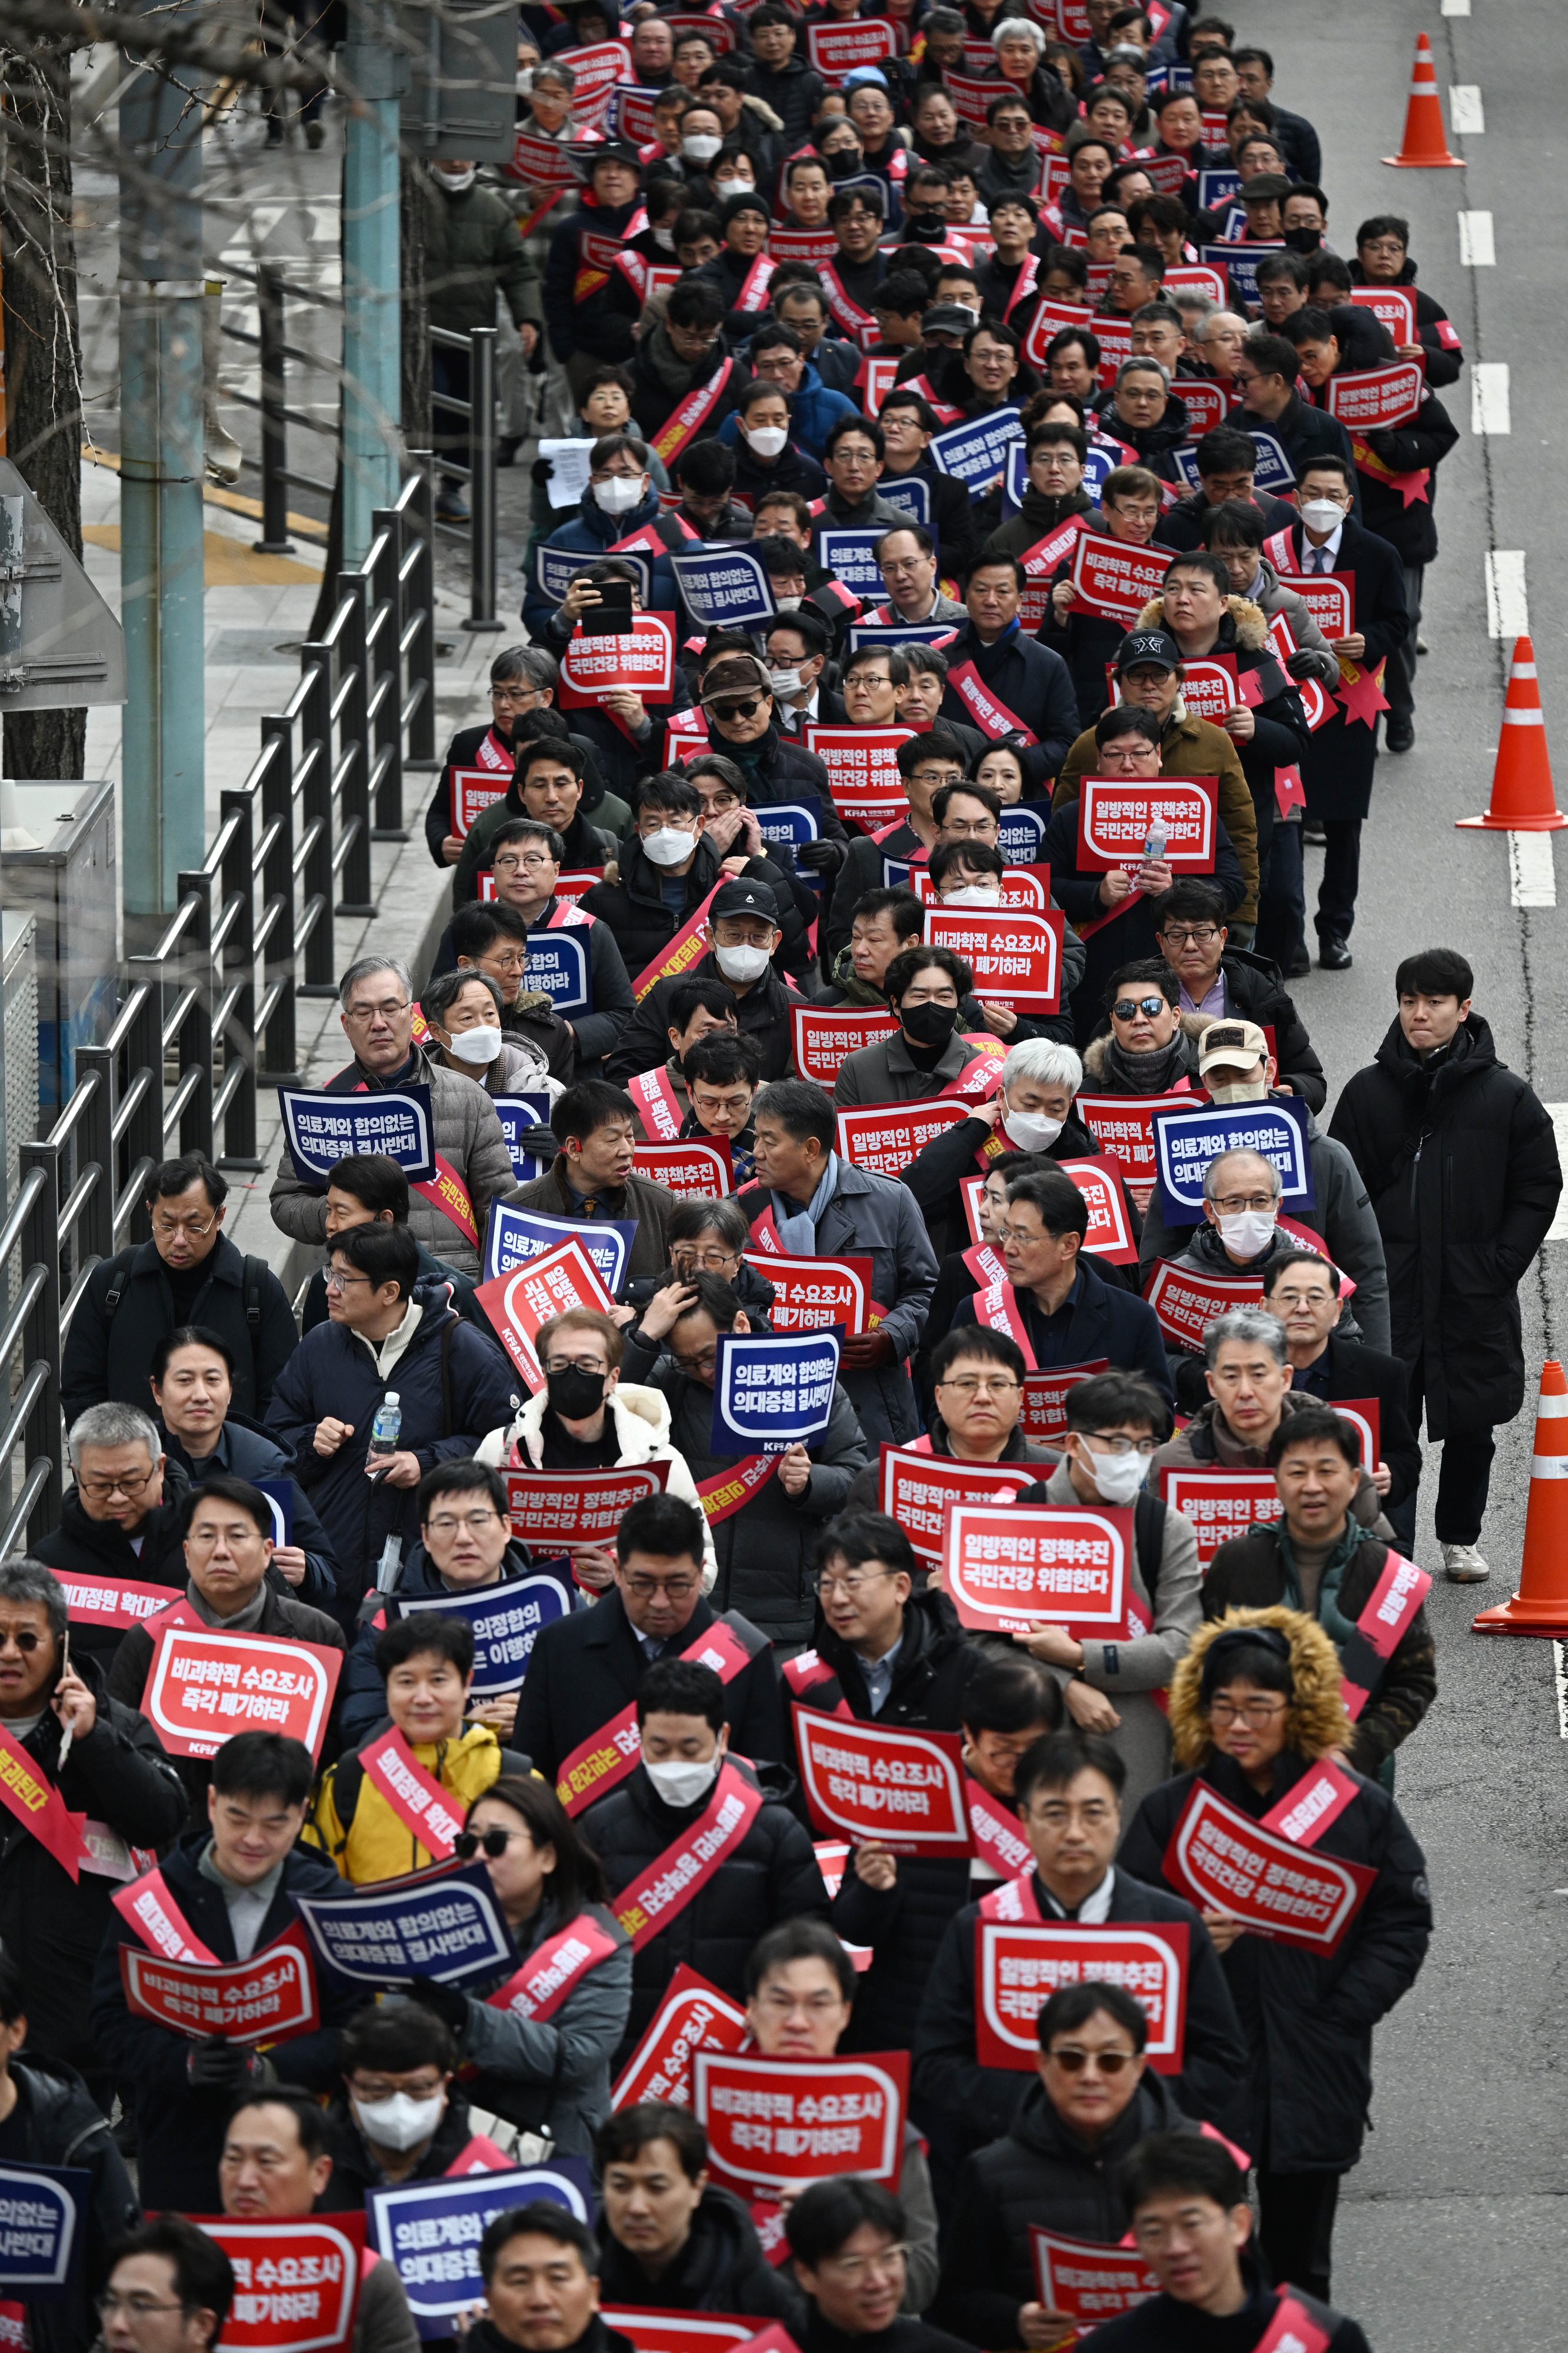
[[1449, 85, 1486, 132], [1509, 834, 1555, 909], [1472, 364, 1511, 434], [1458, 210, 1495, 266], [1441, 0, 1470, 14], [1486, 551, 1529, 639], [1545, 1114, 1568, 1241], [1555, 1642, 1568, 1735]]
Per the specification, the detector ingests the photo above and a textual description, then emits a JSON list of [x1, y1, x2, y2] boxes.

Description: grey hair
[[1198, 309, 1249, 342], [1171, 289, 1217, 325], [992, 16, 1047, 56], [491, 644, 557, 691], [68, 1401, 162, 1463], [338, 954, 412, 1009], [1118, 355, 1172, 390], [668, 1196, 751, 1254], [536, 59, 575, 92], [0, 1559, 67, 1643], [423, 967, 505, 1025], [1002, 1038, 1083, 1094], [1202, 1147, 1284, 1205], [1203, 1305, 1289, 1369]]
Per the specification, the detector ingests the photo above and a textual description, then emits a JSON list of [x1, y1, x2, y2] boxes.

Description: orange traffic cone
[[1383, 34, 1466, 168], [1455, 637, 1567, 831], [1473, 1362, 1568, 1635]]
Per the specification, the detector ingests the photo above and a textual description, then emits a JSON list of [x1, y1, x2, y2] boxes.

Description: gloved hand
[[531, 457, 554, 486], [796, 837, 846, 876], [1285, 649, 1321, 681], [408, 1975, 472, 2035], [188, 2035, 272, 2089]]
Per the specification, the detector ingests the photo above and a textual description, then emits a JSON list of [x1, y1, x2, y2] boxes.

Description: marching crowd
[[6, 8, 1554, 2353]]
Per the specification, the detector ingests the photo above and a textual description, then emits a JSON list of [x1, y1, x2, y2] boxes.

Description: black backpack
[[104, 1246, 268, 1337]]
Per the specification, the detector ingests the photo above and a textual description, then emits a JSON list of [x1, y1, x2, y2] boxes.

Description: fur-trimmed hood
[[1135, 593, 1269, 651], [740, 92, 785, 135], [1080, 1008, 1214, 1083], [1167, 1604, 1353, 1768]]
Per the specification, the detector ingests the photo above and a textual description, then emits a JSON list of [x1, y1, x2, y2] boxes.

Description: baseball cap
[[709, 879, 780, 924], [1197, 1019, 1268, 1076], [1116, 628, 1183, 675], [922, 303, 979, 339], [700, 654, 772, 708]]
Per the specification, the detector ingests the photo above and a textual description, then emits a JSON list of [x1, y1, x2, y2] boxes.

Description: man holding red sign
[[938, 558, 1081, 795], [1120, 1614, 1430, 2303]]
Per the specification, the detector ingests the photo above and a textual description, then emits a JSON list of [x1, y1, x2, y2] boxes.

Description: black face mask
[[902, 1000, 959, 1048], [910, 211, 948, 239], [826, 151, 861, 179], [1282, 225, 1323, 253], [546, 1365, 607, 1420]]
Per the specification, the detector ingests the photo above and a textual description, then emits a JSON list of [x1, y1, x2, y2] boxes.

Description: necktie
[[1312, 545, 1328, 574]]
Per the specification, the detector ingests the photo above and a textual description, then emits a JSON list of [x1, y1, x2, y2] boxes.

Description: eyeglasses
[[324, 1269, 375, 1292], [913, 770, 964, 792], [495, 852, 555, 872], [426, 1511, 506, 1538], [543, 1357, 608, 1378], [672, 1250, 740, 1275], [152, 1211, 217, 1238], [941, 815, 999, 837], [624, 1573, 700, 1601], [821, 2247, 909, 2282], [343, 998, 412, 1024], [1083, 1431, 1159, 1457], [1210, 1194, 1276, 1215], [454, 1826, 523, 1859], [937, 1375, 1021, 1397], [1113, 996, 1169, 1022], [1209, 1697, 1289, 1727], [816, 1567, 895, 1598], [0, 1628, 43, 1654], [1046, 2045, 1139, 2075], [95, 2295, 189, 2322], [1159, 925, 1221, 946], [491, 686, 536, 706], [78, 1467, 155, 1499], [672, 1346, 719, 1378]]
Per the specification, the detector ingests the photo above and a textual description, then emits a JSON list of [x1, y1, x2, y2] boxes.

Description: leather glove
[[187, 2035, 269, 2090], [531, 456, 553, 486], [1285, 649, 1320, 681], [408, 1975, 472, 2035], [796, 837, 846, 876]]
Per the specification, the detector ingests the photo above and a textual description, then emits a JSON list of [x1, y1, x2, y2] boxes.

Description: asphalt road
[[1240, 5, 1568, 2345]]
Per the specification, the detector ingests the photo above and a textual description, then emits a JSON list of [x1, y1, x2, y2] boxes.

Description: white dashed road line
[[1554, 1643, 1568, 1735], [1485, 551, 1529, 639], [1440, 0, 1471, 15], [1509, 834, 1555, 910], [1458, 210, 1495, 266], [1472, 363, 1512, 435], [1449, 85, 1486, 133]]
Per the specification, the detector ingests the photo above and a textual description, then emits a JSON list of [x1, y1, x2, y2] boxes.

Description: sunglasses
[[1113, 996, 1169, 1021], [710, 698, 763, 721], [1047, 2046, 1137, 2074], [453, 1828, 514, 1860]]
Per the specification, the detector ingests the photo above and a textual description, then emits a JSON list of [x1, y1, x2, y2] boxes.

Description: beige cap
[[1197, 1018, 1269, 1075]]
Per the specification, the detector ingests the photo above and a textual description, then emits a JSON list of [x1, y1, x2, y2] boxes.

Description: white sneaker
[[1442, 1542, 1490, 1582]]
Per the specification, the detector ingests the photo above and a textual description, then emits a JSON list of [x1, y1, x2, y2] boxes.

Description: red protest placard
[[976, 1918, 1189, 2072], [195, 2214, 365, 2353], [793, 1706, 972, 1858], [878, 1445, 1042, 1566], [768, 227, 839, 269], [1163, 261, 1227, 305], [611, 1963, 750, 2109], [1346, 284, 1417, 344], [835, 1101, 974, 1182], [1022, 298, 1094, 371], [1175, 655, 1240, 725], [694, 2048, 909, 2188], [1330, 1395, 1381, 1469], [510, 131, 584, 192], [1144, 1261, 1263, 1354], [944, 1503, 1135, 1638], [1075, 1089, 1193, 1212], [1142, 151, 1192, 196], [805, 18, 895, 73], [1156, 1468, 1283, 1572], [1089, 316, 1133, 389], [1068, 533, 1173, 622], [52, 1571, 184, 1631], [802, 725, 913, 828], [1176, 379, 1230, 438], [926, 906, 1064, 1014], [1163, 1781, 1376, 1952], [503, 1464, 670, 1549], [1056, 1156, 1137, 1265], [120, 1928, 318, 2045], [603, 2318, 760, 2353], [1019, 1361, 1112, 1446], [1326, 362, 1424, 433], [140, 1627, 341, 1762], [558, 615, 676, 706], [860, 356, 900, 418], [473, 1236, 617, 1390], [1076, 776, 1218, 872], [1029, 2229, 1160, 2332], [632, 1137, 733, 1198], [740, 1251, 872, 1335], [555, 40, 626, 129], [449, 767, 509, 839], [791, 1005, 898, 1085], [1276, 573, 1355, 639], [944, 69, 1002, 131]]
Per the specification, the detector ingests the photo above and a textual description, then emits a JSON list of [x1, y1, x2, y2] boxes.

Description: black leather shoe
[[1289, 945, 1311, 978], [1303, 816, 1326, 845], [1318, 934, 1353, 971], [1386, 716, 1414, 752]]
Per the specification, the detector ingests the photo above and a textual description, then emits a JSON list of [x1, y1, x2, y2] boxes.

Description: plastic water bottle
[[369, 1392, 401, 1478], [1145, 818, 1168, 865]]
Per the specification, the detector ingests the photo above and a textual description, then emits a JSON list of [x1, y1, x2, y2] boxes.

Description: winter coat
[[1119, 1608, 1433, 2172], [515, 1587, 786, 1787], [627, 332, 750, 454], [0, 1657, 186, 2087], [598, 2182, 806, 2327], [423, 176, 539, 335], [269, 1044, 521, 1281], [586, 1759, 829, 2059], [1341, 386, 1459, 568], [950, 1252, 1173, 1407], [1074, 2259, 1370, 2353], [61, 1229, 298, 1431], [933, 2073, 1199, 2348], [301, 1236, 487, 1352], [1246, 556, 1340, 685], [162, 1412, 341, 1614], [715, 361, 856, 462], [834, 1025, 1000, 1111], [1328, 1013, 1562, 1435], [643, 1360, 867, 1647], [1150, 1390, 1393, 1533], [1160, 484, 1298, 555], [938, 621, 1081, 795], [1251, 390, 1359, 514], [608, 952, 807, 1088], [3, 2057, 140, 2353], [522, 475, 684, 645], [316, 2082, 498, 2208], [726, 432, 828, 508], [1132, 594, 1309, 862], [911, 1864, 1248, 2168], [455, 1893, 633, 2154], [1091, 386, 1193, 482], [426, 722, 625, 869], [29, 1488, 189, 1671], [438, 895, 637, 1073], [451, 796, 616, 911], [263, 1279, 524, 1601], [845, 1419, 1060, 1519], [1079, 1013, 1204, 1101], [735, 1162, 940, 1446], [742, 51, 824, 141], [543, 194, 648, 365], [1044, 800, 1248, 1048], [92, 1829, 359, 2211], [1202, 1522, 1436, 1778], [1346, 253, 1463, 388], [308, 1719, 533, 1884], [336, 1536, 548, 1749], [583, 835, 812, 991], [703, 724, 842, 835], [1262, 514, 1410, 822], [900, 1106, 1103, 1303], [1287, 1332, 1422, 1511], [1053, 708, 1260, 929], [476, 1379, 718, 1586], [498, 1155, 680, 1291], [1085, 945, 1325, 1112]]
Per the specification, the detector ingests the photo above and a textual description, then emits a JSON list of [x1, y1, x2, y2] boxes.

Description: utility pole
[[341, 0, 404, 567], [118, 38, 205, 945]]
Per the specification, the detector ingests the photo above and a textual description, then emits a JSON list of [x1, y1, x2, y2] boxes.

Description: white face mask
[[716, 942, 770, 984], [1205, 1076, 1267, 1106], [774, 594, 802, 612], [715, 177, 751, 203], [769, 665, 804, 699], [643, 1751, 722, 1807], [943, 882, 1002, 905], [1216, 1208, 1276, 1259], [683, 134, 722, 161], [515, 68, 534, 94], [1004, 1105, 1063, 1151], [1077, 1438, 1149, 1507], [593, 474, 644, 515], [653, 224, 676, 251], [1300, 498, 1345, 534], [642, 825, 695, 868], [745, 424, 790, 459], [353, 2092, 445, 2152], [433, 164, 477, 194], [448, 1025, 502, 1066]]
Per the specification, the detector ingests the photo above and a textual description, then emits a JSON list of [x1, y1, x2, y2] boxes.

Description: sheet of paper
[[540, 438, 593, 510]]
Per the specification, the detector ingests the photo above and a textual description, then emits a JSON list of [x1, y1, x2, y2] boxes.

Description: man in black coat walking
[[1340, 379, 1458, 755], [940, 557, 1081, 796], [1329, 949, 1563, 1581], [582, 774, 813, 989]]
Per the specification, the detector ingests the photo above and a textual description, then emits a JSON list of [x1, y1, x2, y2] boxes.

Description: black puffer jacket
[[606, 952, 805, 1086], [1340, 386, 1460, 567], [1132, 594, 1309, 863], [597, 2184, 806, 2327], [583, 1762, 830, 2063], [1328, 1013, 1562, 1436], [6, 2057, 140, 2353], [61, 1229, 298, 1428], [933, 2074, 1199, 2346], [582, 834, 813, 988], [1085, 946, 1326, 1113], [29, 1484, 189, 1669]]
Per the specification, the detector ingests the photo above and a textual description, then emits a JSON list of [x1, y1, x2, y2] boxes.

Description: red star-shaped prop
[[1274, 765, 1306, 816], [1337, 661, 1392, 730], [1390, 466, 1430, 509]]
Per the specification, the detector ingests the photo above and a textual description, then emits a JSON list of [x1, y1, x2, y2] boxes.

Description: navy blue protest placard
[[252, 1478, 294, 1548], [522, 929, 592, 1018], [368, 2157, 592, 2337], [484, 1199, 638, 1292], [280, 1088, 436, 1186], [493, 1092, 555, 1183], [536, 542, 650, 608], [293, 1863, 518, 1988], [710, 1327, 843, 1455], [1243, 429, 1296, 493], [394, 1575, 572, 1695], [1196, 168, 1241, 210], [752, 798, 821, 872], [1152, 1096, 1316, 1227], [0, 2163, 92, 2297], [1199, 244, 1283, 313], [1168, 444, 1204, 495], [998, 804, 1049, 866], [1082, 443, 1123, 500], [669, 544, 778, 630], [879, 475, 932, 532], [1002, 441, 1029, 518], [848, 621, 960, 652], [816, 529, 887, 600], [930, 405, 1023, 491]]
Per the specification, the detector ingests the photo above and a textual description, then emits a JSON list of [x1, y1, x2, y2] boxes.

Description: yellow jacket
[[306, 1722, 516, 1885]]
